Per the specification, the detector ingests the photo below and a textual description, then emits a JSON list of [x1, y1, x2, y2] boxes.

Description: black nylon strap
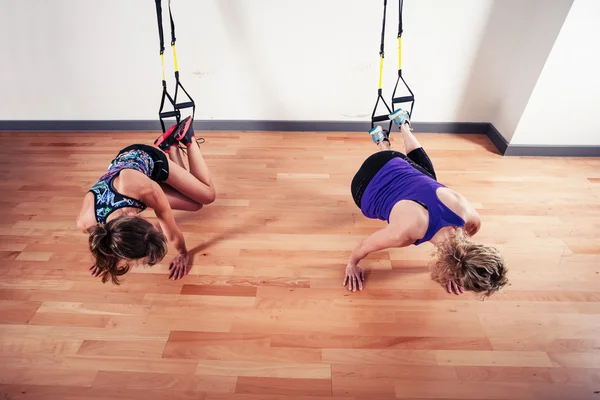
[[373, 114, 391, 123], [155, 0, 165, 54], [155, 0, 177, 51], [398, 0, 404, 37], [379, 0, 387, 57], [168, 0, 176, 46]]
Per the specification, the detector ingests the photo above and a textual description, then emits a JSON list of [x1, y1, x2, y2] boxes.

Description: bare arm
[[140, 181, 187, 254], [344, 224, 417, 292], [115, 171, 187, 253], [138, 180, 191, 280], [348, 224, 415, 266], [463, 204, 481, 237]]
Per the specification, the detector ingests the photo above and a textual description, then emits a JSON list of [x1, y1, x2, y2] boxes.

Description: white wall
[[457, 0, 574, 142], [0, 0, 494, 122], [511, 0, 600, 146]]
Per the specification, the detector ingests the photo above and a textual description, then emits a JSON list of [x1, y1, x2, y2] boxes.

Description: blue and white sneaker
[[390, 109, 410, 126], [369, 126, 387, 144]]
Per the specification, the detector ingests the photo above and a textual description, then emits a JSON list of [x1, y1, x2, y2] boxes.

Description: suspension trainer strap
[[167, 0, 195, 116], [397, 0, 403, 75], [378, 0, 388, 90], [168, 0, 176, 45], [155, 1, 164, 55], [391, 0, 414, 118], [168, 0, 179, 74], [371, 0, 393, 129], [155, 0, 166, 82], [155, 0, 178, 132], [154, 0, 196, 131]]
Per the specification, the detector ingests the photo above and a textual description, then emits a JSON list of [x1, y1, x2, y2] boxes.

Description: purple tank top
[[360, 157, 465, 245]]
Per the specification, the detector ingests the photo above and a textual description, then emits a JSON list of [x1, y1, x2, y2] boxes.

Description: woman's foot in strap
[[176, 116, 205, 148], [369, 126, 390, 145], [390, 109, 411, 127], [154, 123, 180, 153]]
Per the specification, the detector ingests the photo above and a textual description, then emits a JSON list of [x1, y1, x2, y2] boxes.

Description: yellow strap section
[[378, 56, 384, 89], [172, 44, 179, 72], [398, 36, 402, 70], [161, 53, 166, 81]]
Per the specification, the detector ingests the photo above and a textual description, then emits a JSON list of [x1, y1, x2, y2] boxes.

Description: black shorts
[[117, 144, 170, 182], [350, 148, 437, 208]]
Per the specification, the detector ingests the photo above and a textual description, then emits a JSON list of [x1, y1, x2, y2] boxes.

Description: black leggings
[[117, 144, 170, 182], [351, 148, 437, 208]]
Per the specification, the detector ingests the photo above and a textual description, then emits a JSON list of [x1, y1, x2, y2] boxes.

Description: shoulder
[[437, 187, 481, 234], [113, 169, 154, 198], [388, 200, 429, 243], [436, 187, 470, 221]]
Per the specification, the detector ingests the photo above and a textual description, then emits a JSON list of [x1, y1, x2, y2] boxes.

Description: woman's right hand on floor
[[446, 279, 464, 295], [343, 263, 365, 292], [168, 252, 190, 280]]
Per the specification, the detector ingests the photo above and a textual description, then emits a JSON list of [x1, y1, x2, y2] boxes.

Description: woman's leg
[[164, 141, 216, 205], [160, 182, 203, 211], [398, 122, 422, 154], [151, 125, 214, 208], [152, 144, 200, 211], [351, 132, 402, 208], [377, 138, 392, 152], [398, 123, 437, 180], [184, 140, 214, 189], [168, 145, 186, 169]]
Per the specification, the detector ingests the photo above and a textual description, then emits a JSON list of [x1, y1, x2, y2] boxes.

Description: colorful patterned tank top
[[89, 149, 154, 224]]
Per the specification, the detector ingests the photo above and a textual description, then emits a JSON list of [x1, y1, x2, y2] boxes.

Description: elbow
[[188, 202, 203, 212], [465, 219, 481, 237], [354, 239, 369, 260], [76, 218, 89, 233]]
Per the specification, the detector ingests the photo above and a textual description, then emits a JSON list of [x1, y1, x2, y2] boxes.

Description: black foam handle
[[392, 95, 415, 104], [160, 110, 180, 118], [176, 101, 194, 109], [372, 115, 391, 123]]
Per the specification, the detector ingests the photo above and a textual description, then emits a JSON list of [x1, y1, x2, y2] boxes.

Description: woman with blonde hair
[[345, 110, 508, 296]]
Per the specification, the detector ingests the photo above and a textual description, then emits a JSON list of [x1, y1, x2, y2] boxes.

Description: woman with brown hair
[[345, 110, 508, 297], [76, 117, 216, 284]]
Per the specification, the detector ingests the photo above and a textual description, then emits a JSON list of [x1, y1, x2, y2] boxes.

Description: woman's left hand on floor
[[89, 264, 101, 277], [343, 263, 365, 292], [168, 252, 190, 280]]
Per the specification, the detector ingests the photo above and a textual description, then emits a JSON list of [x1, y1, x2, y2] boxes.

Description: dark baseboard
[[0, 120, 162, 131], [406, 122, 488, 134], [198, 120, 370, 132], [486, 123, 600, 157], [1, 119, 598, 157], [0, 119, 486, 134], [504, 145, 600, 157], [486, 123, 509, 155]]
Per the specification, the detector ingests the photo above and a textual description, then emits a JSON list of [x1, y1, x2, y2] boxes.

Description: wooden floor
[[0, 130, 599, 400]]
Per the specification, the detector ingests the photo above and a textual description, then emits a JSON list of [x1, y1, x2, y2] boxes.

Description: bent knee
[[190, 202, 203, 212], [203, 192, 216, 205], [199, 188, 216, 206]]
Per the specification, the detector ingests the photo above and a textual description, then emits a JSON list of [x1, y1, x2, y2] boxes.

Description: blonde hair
[[430, 229, 508, 297]]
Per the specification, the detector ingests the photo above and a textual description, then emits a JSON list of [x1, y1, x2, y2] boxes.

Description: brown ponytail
[[88, 216, 168, 285]]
